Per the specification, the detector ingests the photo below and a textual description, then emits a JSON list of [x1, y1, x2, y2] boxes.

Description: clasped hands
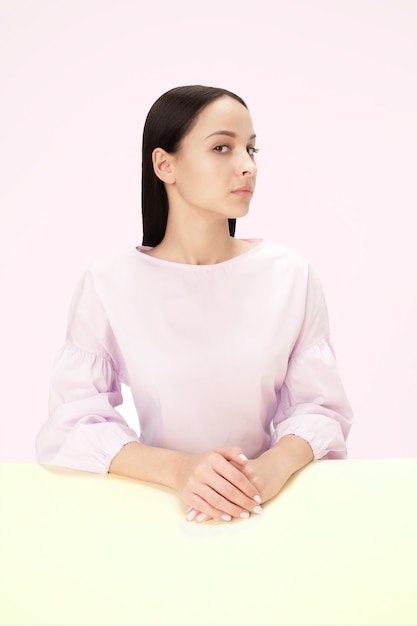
[[109, 434, 313, 524], [175, 446, 285, 524]]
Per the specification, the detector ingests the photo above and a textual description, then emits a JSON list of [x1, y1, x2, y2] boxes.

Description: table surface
[[1, 459, 416, 625]]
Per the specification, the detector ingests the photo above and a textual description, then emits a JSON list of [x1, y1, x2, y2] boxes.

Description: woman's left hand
[[185, 435, 314, 522]]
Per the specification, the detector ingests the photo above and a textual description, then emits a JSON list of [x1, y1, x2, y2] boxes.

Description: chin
[[230, 205, 251, 218]]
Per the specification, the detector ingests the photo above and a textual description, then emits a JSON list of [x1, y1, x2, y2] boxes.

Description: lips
[[232, 187, 253, 195]]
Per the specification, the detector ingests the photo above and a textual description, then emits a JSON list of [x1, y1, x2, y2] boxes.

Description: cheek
[[175, 155, 227, 199], [175, 165, 208, 202]]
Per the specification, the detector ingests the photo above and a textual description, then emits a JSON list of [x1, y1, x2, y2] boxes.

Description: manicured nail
[[238, 453, 248, 460], [186, 509, 197, 521], [253, 495, 262, 504], [253, 505, 263, 515], [221, 514, 232, 521], [240, 511, 250, 519], [196, 513, 207, 522]]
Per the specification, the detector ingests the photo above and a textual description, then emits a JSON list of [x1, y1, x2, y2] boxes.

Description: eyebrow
[[205, 130, 257, 140]]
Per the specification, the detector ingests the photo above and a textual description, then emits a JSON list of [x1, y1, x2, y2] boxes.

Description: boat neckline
[[133, 238, 265, 268]]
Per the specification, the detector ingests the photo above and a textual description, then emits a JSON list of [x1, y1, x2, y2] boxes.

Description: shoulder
[[255, 240, 310, 275], [76, 248, 140, 288], [85, 248, 137, 275], [260, 240, 306, 262], [70, 248, 139, 303], [251, 240, 325, 299]]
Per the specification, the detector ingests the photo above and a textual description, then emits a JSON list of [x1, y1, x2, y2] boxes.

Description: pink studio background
[[1, 0, 416, 462]]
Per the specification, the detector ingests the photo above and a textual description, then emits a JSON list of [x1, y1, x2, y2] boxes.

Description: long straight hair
[[141, 85, 248, 247]]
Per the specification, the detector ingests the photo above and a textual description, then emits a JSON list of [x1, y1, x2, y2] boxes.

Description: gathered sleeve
[[271, 264, 353, 459], [36, 270, 140, 473]]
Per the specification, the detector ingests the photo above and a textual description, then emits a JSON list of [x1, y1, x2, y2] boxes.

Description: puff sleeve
[[36, 270, 140, 473], [271, 264, 353, 459]]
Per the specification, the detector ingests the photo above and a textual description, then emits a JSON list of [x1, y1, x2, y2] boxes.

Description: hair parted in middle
[[141, 85, 248, 247]]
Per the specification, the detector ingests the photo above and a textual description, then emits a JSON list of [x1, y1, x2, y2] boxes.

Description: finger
[[202, 474, 263, 518], [186, 506, 218, 523], [185, 507, 215, 523], [193, 486, 261, 521], [191, 492, 236, 522], [215, 447, 249, 466], [212, 454, 262, 504], [185, 507, 198, 521]]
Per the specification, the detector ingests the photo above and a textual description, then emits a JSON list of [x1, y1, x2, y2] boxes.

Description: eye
[[247, 146, 260, 156], [213, 145, 230, 153]]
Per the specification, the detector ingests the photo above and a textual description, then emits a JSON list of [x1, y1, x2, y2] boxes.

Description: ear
[[152, 148, 175, 184]]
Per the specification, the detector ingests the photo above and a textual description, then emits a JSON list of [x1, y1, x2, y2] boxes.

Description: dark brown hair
[[141, 85, 248, 246]]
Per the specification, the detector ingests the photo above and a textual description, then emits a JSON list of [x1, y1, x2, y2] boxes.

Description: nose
[[238, 150, 257, 177]]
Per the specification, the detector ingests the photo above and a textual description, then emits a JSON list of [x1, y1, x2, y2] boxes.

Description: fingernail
[[221, 514, 232, 521], [238, 453, 248, 460], [253, 505, 263, 515], [186, 509, 197, 521], [196, 513, 207, 522], [253, 495, 262, 504], [240, 511, 250, 519]]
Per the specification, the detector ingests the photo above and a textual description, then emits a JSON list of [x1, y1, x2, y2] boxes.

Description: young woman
[[36, 85, 353, 523]]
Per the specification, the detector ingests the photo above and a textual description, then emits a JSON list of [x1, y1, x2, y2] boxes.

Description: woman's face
[[166, 96, 258, 221]]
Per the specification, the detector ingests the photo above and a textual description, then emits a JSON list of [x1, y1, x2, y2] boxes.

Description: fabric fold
[[36, 240, 353, 472]]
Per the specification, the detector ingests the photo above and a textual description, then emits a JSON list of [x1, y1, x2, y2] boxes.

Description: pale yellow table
[[1, 459, 416, 625]]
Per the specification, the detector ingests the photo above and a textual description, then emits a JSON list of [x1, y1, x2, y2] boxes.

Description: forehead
[[188, 96, 255, 139]]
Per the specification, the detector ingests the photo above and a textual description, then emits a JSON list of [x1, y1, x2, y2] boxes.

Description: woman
[[36, 85, 353, 523]]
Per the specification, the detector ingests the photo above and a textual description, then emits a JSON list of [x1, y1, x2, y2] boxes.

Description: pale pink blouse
[[36, 240, 353, 473]]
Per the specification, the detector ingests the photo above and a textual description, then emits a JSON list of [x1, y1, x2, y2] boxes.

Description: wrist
[[170, 450, 190, 491], [109, 442, 188, 491], [268, 434, 314, 479]]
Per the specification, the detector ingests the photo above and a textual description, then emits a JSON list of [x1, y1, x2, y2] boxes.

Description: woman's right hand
[[174, 447, 263, 522]]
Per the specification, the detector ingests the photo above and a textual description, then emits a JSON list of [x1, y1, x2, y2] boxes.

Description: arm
[[109, 442, 263, 521], [234, 434, 314, 504], [36, 270, 140, 473], [269, 262, 353, 460], [231, 333, 351, 508], [249, 264, 353, 497]]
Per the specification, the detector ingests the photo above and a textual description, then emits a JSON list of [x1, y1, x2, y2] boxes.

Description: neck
[[149, 212, 238, 265]]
